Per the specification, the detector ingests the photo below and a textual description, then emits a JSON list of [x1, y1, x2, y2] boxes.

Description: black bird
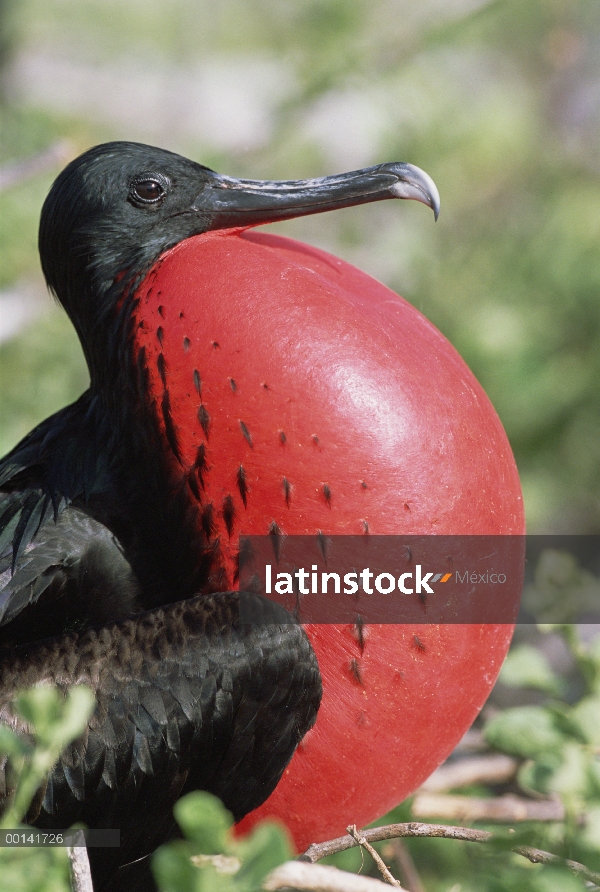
[[0, 142, 439, 891]]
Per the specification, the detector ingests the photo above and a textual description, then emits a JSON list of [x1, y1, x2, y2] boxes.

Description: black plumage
[[0, 592, 317, 891], [0, 142, 440, 891]]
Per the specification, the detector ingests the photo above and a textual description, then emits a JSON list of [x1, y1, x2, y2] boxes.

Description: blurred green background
[[0, 0, 599, 533]]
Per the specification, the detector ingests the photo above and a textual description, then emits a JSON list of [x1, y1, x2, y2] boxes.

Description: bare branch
[[411, 793, 565, 823], [68, 846, 94, 892], [346, 825, 404, 888], [299, 822, 600, 888], [263, 861, 398, 892], [513, 846, 600, 887], [418, 754, 518, 793], [300, 823, 489, 863]]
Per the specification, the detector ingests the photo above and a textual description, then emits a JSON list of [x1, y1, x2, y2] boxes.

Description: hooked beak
[[191, 162, 440, 230]]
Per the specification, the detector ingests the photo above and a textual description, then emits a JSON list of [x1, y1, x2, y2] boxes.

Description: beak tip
[[432, 188, 441, 221], [420, 168, 440, 221], [391, 162, 440, 221]]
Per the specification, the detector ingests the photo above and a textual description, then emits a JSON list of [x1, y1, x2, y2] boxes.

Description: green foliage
[[0, 685, 95, 830], [0, 685, 95, 892], [485, 705, 569, 760], [499, 644, 564, 696], [487, 627, 600, 821], [152, 791, 292, 892], [483, 620, 600, 882], [174, 793, 234, 853], [0, 846, 71, 892]]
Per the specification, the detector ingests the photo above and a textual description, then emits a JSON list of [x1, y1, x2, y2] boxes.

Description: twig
[[263, 861, 398, 892], [418, 754, 518, 793], [411, 793, 565, 823], [68, 845, 94, 892], [513, 845, 600, 887], [346, 825, 405, 889], [300, 824, 491, 863], [299, 822, 600, 888], [381, 840, 425, 892]]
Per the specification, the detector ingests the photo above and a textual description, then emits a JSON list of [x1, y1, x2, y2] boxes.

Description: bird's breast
[[129, 226, 524, 848]]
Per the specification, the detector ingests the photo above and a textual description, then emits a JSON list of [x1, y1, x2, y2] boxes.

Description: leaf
[[173, 792, 233, 853], [235, 822, 292, 890], [152, 840, 205, 892], [0, 846, 71, 892], [49, 687, 95, 750], [15, 687, 64, 733], [485, 706, 567, 758], [15, 686, 94, 750], [518, 759, 559, 797], [547, 703, 588, 744], [569, 695, 600, 746], [499, 645, 563, 695], [154, 840, 240, 892], [543, 741, 590, 805], [0, 725, 27, 758]]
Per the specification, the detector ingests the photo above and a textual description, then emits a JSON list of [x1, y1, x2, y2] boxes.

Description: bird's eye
[[129, 177, 168, 206]]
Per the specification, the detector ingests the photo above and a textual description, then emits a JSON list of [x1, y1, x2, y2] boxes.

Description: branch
[[300, 823, 489, 863], [68, 845, 94, 892], [418, 753, 518, 793], [346, 825, 404, 888], [411, 793, 565, 823], [263, 861, 399, 892], [513, 845, 600, 887], [299, 822, 600, 888]]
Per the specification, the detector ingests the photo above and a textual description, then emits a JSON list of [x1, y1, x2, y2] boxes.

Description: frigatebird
[[0, 142, 440, 891]]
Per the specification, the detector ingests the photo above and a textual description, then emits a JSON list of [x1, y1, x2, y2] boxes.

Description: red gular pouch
[[131, 226, 524, 851]]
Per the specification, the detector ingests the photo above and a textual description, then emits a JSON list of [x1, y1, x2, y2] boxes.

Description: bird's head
[[39, 141, 439, 377]]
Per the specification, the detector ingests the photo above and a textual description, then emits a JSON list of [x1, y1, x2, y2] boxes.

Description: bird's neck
[[80, 282, 227, 608]]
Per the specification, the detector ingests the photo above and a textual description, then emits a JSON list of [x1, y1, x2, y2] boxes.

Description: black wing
[[0, 392, 141, 645], [0, 503, 141, 645]]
